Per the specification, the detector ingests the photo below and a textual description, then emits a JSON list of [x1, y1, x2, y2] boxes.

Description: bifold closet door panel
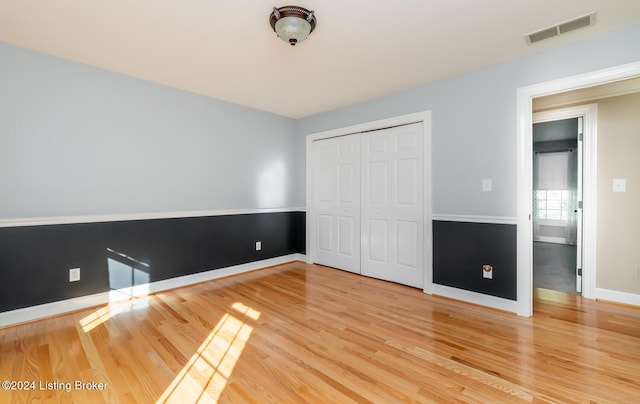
[[361, 123, 424, 288], [313, 134, 361, 273]]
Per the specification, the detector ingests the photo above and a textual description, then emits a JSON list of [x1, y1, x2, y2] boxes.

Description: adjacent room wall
[[534, 91, 640, 297], [596, 92, 640, 295]]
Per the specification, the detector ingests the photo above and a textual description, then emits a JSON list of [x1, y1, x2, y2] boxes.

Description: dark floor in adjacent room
[[533, 241, 578, 294]]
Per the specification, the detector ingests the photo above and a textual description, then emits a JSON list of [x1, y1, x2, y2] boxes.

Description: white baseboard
[[0, 254, 306, 328], [595, 288, 640, 307], [428, 283, 518, 313]]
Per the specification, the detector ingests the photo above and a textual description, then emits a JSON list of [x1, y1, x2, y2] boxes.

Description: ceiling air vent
[[525, 12, 596, 44]]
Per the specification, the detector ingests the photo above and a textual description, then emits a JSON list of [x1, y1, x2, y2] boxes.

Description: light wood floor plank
[[1, 262, 640, 403]]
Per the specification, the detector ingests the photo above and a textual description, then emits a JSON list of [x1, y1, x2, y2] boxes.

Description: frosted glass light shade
[[275, 16, 312, 45], [269, 6, 316, 46]]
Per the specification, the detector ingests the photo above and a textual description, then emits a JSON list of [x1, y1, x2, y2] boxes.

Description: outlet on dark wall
[[433, 220, 517, 300], [0, 211, 306, 313]]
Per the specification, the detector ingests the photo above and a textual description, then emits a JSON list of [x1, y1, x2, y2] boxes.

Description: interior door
[[361, 123, 424, 288], [313, 135, 361, 273], [532, 113, 584, 295], [576, 117, 583, 293]]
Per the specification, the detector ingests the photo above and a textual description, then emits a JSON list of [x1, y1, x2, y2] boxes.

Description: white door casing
[[517, 61, 640, 317]]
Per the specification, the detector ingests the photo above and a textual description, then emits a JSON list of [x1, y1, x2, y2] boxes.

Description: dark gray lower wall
[[433, 220, 517, 300], [0, 211, 305, 313]]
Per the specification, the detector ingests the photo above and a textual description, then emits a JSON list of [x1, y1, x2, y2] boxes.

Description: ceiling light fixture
[[269, 6, 316, 46]]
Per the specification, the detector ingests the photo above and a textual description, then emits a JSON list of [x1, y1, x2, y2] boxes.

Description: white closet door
[[361, 123, 423, 287], [313, 135, 361, 273]]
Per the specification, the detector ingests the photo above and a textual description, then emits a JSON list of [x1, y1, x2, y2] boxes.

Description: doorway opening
[[516, 61, 640, 317], [531, 114, 584, 295]]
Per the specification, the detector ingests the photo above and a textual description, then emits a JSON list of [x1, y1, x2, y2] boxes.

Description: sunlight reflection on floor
[[158, 302, 261, 403], [80, 297, 150, 333]]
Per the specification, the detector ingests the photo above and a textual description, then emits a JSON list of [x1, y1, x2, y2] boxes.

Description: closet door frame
[[306, 110, 433, 294]]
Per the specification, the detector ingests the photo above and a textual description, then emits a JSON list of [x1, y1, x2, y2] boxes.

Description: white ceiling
[[2, 1, 640, 118]]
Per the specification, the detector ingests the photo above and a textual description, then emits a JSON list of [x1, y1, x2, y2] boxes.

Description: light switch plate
[[482, 179, 492, 192], [613, 179, 626, 192]]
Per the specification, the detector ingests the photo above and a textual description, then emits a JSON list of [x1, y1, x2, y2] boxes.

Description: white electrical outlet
[[256, 241, 262, 251], [69, 267, 80, 282]]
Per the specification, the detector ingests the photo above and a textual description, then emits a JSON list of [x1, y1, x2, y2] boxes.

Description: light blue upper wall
[[4, 23, 640, 219], [0, 43, 297, 219], [295, 24, 640, 217]]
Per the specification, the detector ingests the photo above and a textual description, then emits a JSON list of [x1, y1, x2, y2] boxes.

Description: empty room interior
[[1, 1, 640, 402]]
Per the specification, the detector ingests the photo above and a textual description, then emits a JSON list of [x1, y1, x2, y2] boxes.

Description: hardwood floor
[[1, 262, 639, 403]]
